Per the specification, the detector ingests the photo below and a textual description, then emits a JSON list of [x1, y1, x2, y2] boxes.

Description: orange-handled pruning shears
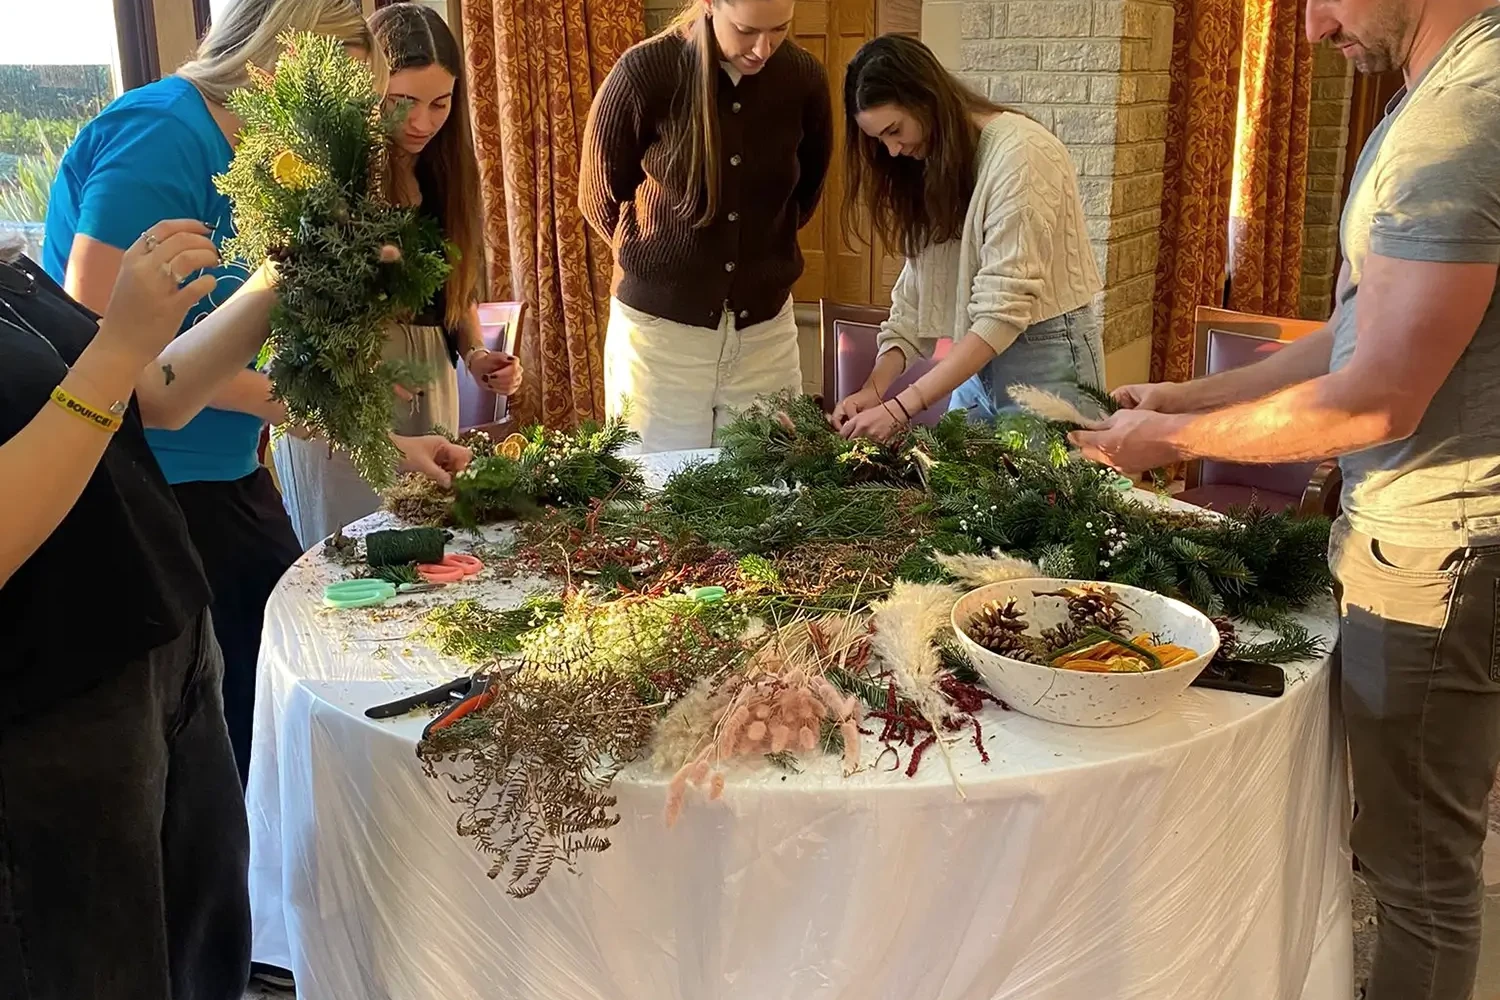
[[364, 672, 497, 739]]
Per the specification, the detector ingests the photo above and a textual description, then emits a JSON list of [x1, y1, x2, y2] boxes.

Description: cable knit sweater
[[877, 113, 1102, 365]]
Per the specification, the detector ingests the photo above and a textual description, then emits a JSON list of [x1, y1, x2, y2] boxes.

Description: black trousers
[[0, 612, 251, 1000], [173, 468, 303, 786]]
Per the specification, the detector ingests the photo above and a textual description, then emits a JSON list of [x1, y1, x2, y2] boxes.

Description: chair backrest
[[1189, 307, 1324, 494], [457, 301, 525, 433], [819, 299, 952, 426]]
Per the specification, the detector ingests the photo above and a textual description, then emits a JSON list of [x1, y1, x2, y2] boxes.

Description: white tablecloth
[[247, 450, 1353, 1000]]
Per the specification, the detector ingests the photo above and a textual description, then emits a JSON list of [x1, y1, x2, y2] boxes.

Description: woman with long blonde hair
[[580, 0, 832, 452], [274, 2, 524, 548]]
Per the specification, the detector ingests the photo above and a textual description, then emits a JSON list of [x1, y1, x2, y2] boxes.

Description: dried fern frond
[[418, 666, 657, 898], [935, 549, 1041, 588], [1007, 384, 1105, 430]]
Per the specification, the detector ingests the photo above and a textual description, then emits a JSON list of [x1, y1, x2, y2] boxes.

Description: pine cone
[[1046, 585, 1131, 634], [1041, 620, 1087, 652], [1211, 616, 1238, 656], [966, 600, 1042, 661], [985, 630, 1047, 664]]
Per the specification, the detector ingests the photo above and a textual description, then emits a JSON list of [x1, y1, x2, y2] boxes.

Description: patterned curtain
[[461, 0, 642, 428], [1227, 0, 1314, 316], [1150, 0, 1244, 383]]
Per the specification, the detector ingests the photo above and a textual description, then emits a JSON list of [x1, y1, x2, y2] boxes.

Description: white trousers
[[603, 296, 802, 454]]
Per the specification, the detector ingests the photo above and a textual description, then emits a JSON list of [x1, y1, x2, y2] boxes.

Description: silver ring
[[142, 232, 160, 253]]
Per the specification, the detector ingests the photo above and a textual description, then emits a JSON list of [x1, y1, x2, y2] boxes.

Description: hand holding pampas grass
[[1007, 385, 1107, 430]]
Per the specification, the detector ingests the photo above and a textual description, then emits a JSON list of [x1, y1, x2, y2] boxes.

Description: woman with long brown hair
[[831, 35, 1104, 441], [580, 0, 832, 453], [275, 1, 524, 548]]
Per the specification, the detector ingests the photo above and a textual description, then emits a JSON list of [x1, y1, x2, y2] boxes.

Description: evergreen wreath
[[218, 32, 452, 487], [709, 394, 1332, 626], [384, 394, 1331, 630]]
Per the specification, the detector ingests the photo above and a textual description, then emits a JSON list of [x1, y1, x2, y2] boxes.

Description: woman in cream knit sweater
[[832, 35, 1104, 441]]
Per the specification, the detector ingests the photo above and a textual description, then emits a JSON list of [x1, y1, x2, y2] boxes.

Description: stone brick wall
[[1300, 46, 1354, 320]]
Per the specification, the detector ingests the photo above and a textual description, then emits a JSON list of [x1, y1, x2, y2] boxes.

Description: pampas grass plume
[[936, 550, 1041, 588], [1007, 384, 1104, 429]]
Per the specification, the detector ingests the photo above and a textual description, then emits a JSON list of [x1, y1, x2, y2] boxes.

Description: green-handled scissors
[[324, 579, 397, 609]]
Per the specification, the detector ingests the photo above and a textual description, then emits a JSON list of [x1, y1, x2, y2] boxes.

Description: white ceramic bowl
[[951, 579, 1221, 728]]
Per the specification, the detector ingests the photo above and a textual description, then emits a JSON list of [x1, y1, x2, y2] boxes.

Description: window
[[206, 0, 236, 28], [0, 0, 121, 254]]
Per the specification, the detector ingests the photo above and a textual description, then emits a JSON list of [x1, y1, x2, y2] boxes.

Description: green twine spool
[[366, 527, 446, 567]]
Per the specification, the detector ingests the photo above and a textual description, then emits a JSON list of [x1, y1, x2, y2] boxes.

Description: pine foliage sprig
[[449, 417, 644, 527], [217, 32, 452, 486], [714, 392, 920, 488], [1227, 619, 1329, 665], [1075, 381, 1122, 416]]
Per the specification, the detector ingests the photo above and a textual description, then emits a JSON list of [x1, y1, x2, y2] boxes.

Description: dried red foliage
[[864, 675, 1008, 777]]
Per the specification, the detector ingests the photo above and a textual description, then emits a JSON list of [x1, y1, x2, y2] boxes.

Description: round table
[[246, 450, 1353, 1000]]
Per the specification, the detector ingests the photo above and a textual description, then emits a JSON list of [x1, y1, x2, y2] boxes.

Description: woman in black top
[[0, 221, 469, 998]]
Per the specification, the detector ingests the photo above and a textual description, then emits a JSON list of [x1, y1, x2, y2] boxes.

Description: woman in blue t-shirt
[[43, 0, 374, 793]]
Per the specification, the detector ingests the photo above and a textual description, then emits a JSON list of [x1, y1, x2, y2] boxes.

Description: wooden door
[[791, 0, 918, 307], [790, 0, 835, 302], [792, 0, 879, 305], [866, 0, 920, 305]]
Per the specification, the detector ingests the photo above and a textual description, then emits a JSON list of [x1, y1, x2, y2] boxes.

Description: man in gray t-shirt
[[1072, 2, 1500, 998]]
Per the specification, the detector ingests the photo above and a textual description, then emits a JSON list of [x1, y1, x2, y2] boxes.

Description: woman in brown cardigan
[[580, 0, 832, 453]]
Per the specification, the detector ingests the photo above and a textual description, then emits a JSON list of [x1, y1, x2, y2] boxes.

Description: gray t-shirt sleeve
[[1369, 85, 1500, 265]]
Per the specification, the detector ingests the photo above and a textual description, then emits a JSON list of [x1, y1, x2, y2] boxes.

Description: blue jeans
[[948, 305, 1104, 422]]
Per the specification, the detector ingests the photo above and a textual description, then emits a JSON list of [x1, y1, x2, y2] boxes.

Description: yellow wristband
[[50, 385, 124, 433]]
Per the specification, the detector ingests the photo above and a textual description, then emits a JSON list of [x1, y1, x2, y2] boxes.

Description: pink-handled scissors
[[418, 552, 485, 584]]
